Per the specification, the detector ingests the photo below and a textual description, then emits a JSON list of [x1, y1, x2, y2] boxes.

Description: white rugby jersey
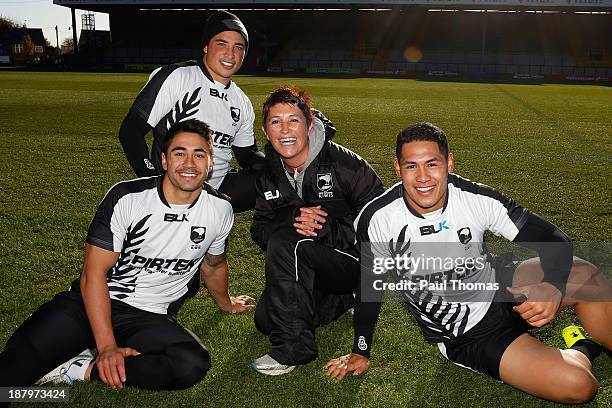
[[355, 174, 529, 342], [84, 176, 233, 314], [131, 60, 255, 189]]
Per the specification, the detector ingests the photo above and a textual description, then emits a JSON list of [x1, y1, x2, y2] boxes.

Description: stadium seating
[[96, 9, 611, 77]]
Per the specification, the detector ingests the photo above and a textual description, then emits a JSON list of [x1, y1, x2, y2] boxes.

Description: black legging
[[0, 291, 210, 390], [218, 168, 258, 213]]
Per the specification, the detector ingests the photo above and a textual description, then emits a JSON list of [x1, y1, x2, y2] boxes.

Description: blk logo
[[419, 220, 449, 236], [190, 227, 206, 244], [264, 190, 280, 200], [209, 88, 228, 101], [457, 227, 472, 244], [230, 107, 240, 122], [164, 213, 189, 222]]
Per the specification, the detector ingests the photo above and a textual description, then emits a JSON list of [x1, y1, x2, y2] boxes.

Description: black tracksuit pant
[[0, 290, 210, 390], [254, 228, 359, 366]]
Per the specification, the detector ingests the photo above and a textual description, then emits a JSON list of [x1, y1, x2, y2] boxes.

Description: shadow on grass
[[194, 309, 365, 407]]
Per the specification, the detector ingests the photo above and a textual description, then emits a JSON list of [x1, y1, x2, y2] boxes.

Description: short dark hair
[[163, 119, 212, 155], [396, 122, 449, 160], [262, 86, 313, 129]]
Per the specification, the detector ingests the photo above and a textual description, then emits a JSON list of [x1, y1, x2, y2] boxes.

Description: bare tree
[[61, 37, 74, 54], [0, 15, 19, 30]]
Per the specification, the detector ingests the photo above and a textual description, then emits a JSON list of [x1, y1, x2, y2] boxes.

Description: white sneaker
[[250, 354, 295, 376], [36, 349, 94, 385]]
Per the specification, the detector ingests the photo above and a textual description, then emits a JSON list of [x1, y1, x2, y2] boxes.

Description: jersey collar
[[156, 176, 203, 209], [399, 184, 425, 219], [198, 59, 232, 90], [441, 185, 450, 212]]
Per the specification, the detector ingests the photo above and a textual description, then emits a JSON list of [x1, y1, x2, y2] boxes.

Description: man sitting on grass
[[325, 122, 611, 404], [0, 119, 254, 390]]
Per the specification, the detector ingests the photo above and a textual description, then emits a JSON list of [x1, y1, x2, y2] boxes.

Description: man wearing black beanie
[[202, 10, 249, 52], [200, 10, 249, 84], [118, 10, 264, 213]]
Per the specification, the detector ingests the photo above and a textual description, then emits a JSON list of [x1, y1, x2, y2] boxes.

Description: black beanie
[[201, 11, 249, 50]]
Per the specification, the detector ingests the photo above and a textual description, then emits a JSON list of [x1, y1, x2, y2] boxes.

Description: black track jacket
[[251, 132, 385, 252]]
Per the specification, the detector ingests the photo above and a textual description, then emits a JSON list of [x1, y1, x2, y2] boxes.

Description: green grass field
[[0, 71, 610, 407]]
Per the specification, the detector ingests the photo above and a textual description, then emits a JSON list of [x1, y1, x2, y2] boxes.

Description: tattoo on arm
[[204, 252, 227, 267]]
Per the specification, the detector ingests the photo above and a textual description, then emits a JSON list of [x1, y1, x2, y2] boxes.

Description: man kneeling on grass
[[0, 119, 254, 390], [325, 122, 612, 404]]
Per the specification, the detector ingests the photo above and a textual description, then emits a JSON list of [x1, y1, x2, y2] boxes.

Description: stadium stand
[[264, 10, 611, 78], [54, 2, 611, 80]]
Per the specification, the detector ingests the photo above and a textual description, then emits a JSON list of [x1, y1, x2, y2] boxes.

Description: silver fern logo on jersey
[[190, 226, 206, 244], [230, 107, 240, 122], [457, 227, 472, 244]]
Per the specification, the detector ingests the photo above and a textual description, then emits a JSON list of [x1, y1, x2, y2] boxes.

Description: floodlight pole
[[55, 25, 59, 49], [71, 7, 79, 53], [480, 10, 487, 73]]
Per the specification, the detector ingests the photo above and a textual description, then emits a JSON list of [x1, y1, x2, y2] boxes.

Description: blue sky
[[0, 0, 109, 46]]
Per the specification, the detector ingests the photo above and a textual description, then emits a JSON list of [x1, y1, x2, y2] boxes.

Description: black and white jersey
[[84, 176, 233, 315], [352, 174, 534, 354], [131, 60, 255, 189]]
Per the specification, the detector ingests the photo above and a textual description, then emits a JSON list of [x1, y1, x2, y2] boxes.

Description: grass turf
[[0, 71, 610, 407]]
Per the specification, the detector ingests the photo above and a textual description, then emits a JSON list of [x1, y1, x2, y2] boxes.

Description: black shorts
[[437, 257, 530, 381]]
